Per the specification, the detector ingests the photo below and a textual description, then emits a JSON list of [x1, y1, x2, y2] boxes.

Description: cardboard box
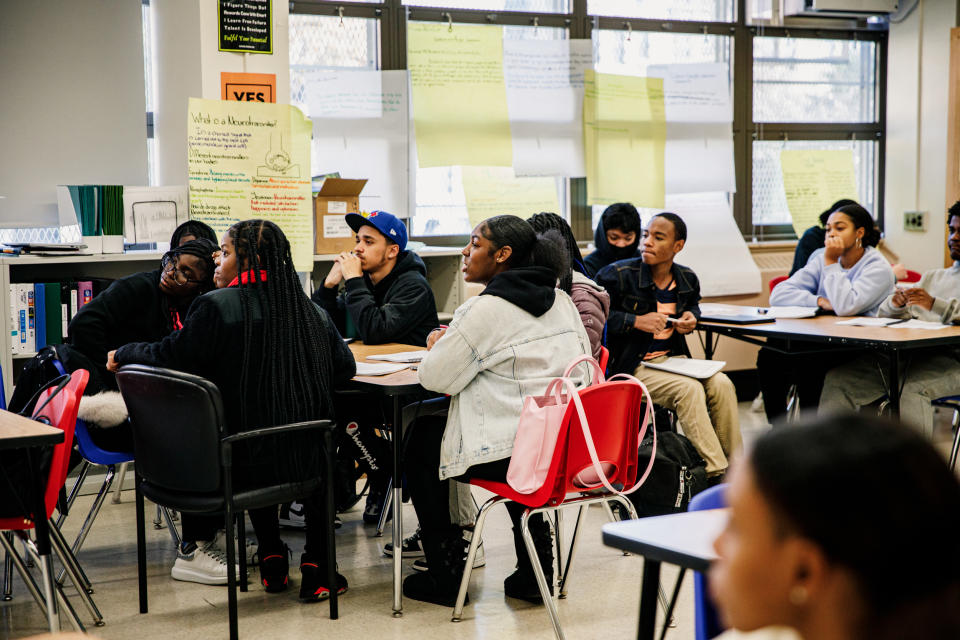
[[314, 178, 368, 255]]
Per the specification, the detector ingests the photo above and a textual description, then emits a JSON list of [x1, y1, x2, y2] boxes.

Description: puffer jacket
[[570, 271, 610, 360]]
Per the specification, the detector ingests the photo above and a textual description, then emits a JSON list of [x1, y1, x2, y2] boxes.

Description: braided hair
[[164, 238, 217, 294], [170, 220, 218, 247], [227, 220, 336, 431], [526, 212, 584, 294]]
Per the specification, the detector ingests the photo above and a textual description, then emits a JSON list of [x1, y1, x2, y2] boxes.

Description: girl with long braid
[[109, 220, 356, 600]]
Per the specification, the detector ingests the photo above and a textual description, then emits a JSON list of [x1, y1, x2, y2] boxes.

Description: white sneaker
[[750, 392, 765, 413], [171, 535, 238, 585], [209, 528, 259, 567], [279, 501, 306, 530]]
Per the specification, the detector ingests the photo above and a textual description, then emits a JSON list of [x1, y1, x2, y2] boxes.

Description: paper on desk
[[367, 350, 428, 363], [895, 319, 952, 330], [641, 357, 726, 380], [836, 318, 902, 327], [355, 362, 411, 376], [767, 306, 818, 319]]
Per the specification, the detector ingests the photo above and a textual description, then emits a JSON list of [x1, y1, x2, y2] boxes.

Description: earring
[[789, 585, 808, 606], [856, 237, 862, 248]]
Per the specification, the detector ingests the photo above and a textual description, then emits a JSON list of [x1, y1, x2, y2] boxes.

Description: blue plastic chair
[[689, 484, 727, 640], [931, 395, 960, 471]]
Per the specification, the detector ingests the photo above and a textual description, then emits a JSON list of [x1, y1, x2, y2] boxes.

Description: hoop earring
[[856, 237, 862, 249]]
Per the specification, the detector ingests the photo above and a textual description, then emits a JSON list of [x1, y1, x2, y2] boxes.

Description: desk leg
[[637, 558, 660, 640], [29, 448, 60, 632], [392, 394, 403, 617], [704, 330, 714, 360], [887, 351, 901, 420]]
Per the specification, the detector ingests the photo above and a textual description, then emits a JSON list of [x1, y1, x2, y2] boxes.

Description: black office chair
[[116, 365, 339, 640]]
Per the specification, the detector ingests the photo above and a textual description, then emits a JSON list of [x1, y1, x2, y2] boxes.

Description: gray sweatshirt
[[770, 246, 895, 316], [878, 262, 960, 323]]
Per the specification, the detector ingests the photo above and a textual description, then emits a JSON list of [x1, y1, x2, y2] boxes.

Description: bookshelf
[[1, 248, 466, 399]]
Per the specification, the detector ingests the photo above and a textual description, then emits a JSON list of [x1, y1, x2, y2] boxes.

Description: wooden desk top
[[602, 508, 726, 572], [347, 342, 424, 391], [700, 314, 960, 348], [0, 409, 63, 451]]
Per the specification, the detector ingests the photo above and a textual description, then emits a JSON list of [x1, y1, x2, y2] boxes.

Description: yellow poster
[[187, 98, 313, 271], [780, 149, 857, 238], [461, 167, 560, 230], [584, 70, 666, 208], [408, 23, 512, 168]]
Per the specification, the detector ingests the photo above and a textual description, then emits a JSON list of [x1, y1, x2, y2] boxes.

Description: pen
[[756, 308, 769, 314], [887, 318, 909, 326]]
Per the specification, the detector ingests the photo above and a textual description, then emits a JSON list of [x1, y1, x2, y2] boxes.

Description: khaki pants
[[633, 359, 742, 475]]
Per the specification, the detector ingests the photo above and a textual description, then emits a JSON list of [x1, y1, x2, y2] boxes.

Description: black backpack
[[627, 428, 708, 518]]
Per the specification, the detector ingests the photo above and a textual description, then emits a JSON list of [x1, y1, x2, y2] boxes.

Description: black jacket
[[115, 286, 356, 437], [595, 259, 702, 375], [583, 219, 641, 279], [313, 251, 439, 347], [65, 269, 195, 391], [790, 226, 826, 276]]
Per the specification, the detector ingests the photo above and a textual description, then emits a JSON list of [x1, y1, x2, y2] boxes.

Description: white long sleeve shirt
[[770, 246, 895, 317]]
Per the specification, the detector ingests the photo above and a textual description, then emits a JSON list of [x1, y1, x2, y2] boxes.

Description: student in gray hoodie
[[758, 204, 895, 422], [819, 202, 960, 435]]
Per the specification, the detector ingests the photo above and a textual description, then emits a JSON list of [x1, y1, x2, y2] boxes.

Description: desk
[[602, 509, 727, 640], [698, 315, 960, 417], [345, 342, 427, 616], [0, 409, 64, 632]]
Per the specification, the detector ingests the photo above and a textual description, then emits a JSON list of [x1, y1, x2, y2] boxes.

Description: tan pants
[[633, 359, 742, 475]]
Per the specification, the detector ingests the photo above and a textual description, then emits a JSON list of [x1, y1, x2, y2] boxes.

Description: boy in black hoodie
[[311, 211, 440, 525], [583, 202, 643, 278]]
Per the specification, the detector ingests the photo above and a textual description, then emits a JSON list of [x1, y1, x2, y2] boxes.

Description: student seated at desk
[[758, 204, 895, 423], [403, 215, 590, 607], [583, 202, 642, 278], [110, 220, 356, 599], [819, 202, 960, 436], [527, 212, 610, 360], [789, 199, 858, 276], [596, 212, 742, 480], [312, 210, 440, 524], [710, 414, 960, 640]]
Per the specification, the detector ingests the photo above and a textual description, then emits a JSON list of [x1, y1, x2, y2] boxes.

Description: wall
[[154, 0, 290, 187], [884, 0, 956, 271]]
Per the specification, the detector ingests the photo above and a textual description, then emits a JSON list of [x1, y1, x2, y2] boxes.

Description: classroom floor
[[0, 404, 952, 640]]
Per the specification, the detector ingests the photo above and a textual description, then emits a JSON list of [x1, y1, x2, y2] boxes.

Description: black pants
[[404, 414, 542, 545], [181, 488, 331, 562], [757, 342, 848, 423]]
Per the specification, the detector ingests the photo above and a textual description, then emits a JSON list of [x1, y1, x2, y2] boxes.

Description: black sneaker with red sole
[[299, 554, 348, 602], [259, 546, 290, 593]]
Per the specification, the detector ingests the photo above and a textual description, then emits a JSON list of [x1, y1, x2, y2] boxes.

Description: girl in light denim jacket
[[404, 215, 590, 608]]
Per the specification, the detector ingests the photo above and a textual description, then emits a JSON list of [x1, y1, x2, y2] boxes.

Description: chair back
[[597, 346, 610, 373], [116, 365, 225, 494], [32, 370, 87, 520], [899, 269, 922, 283], [689, 483, 726, 512], [768, 275, 788, 293], [690, 482, 727, 640], [519, 380, 644, 508]]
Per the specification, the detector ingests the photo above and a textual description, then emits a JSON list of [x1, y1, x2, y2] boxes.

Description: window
[[289, 1, 887, 243]]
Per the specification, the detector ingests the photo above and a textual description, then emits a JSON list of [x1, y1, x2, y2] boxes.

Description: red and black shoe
[[259, 546, 290, 593], [299, 554, 348, 602]]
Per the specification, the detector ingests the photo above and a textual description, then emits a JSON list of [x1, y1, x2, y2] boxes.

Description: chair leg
[[135, 478, 148, 614], [323, 426, 339, 620], [452, 495, 505, 622], [2, 532, 14, 601], [112, 461, 128, 504], [48, 524, 103, 626], [224, 505, 239, 640], [558, 505, 586, 599], [949, 409, 960, 472], [160, 507, 182, 548], [376, 477, 393, 537], [237, 512, 247, 592], [49, 520, 91, 595], [60, 461, 91, 525], [553, 510, 563, 587], [57, 468, 116, 588], [1, 532, 45, 609], [521, 509, 564, 640], [21, 533, 86, 633], [600, 501, 630, 555], [153, 505, 163, 529]]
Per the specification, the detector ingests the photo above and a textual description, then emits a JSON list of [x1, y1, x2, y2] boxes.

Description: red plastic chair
[[598, 346, 609, 373], [451, 379, 645, 639], [0, 370, 102, 631], [768, 275, 788, 293], [899, 269, 922, 283]]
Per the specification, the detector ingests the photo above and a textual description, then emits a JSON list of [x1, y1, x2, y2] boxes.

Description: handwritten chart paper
[[648, 63, 735, 195], [504, 39, 592, 177], [187, 98, 313, 271], [408, 23, 512, 168], [780, 149, 857, 237], [584, 70, 666, 207], [460, 167, 560, 229], [306, 70, 409, 217]]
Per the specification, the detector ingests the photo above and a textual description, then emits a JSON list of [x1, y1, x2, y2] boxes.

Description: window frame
[[289, 0, 888, 244]]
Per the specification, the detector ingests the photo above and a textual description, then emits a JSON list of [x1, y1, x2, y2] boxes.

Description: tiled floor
[[0, 403, 952, 639]]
